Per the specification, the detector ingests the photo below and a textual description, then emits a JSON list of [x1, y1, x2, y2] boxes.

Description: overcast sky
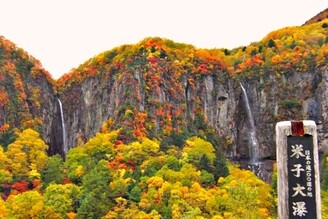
[[0, 0, 327, 79]]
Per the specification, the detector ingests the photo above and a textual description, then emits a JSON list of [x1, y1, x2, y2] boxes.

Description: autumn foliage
[[0, 36, 56, 150], [2, 14, 328, 219], [0, 128, 279, 218]]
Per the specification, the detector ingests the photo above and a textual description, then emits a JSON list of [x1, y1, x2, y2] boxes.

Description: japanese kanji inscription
[[276, 120, 321, 219], [287, 136, 316, 218]]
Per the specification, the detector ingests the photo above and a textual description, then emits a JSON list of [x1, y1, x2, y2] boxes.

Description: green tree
[[0, 146, 8, 169], [77, 160, 112, 218], [41, 154, 65, 187], [44, 184, 80, 218], [144, 160, 162, 177], [213, 150, 229, 180], [165, 155, 181, 171], [200, 170, 215, 187], [65, 131, 119, 185], [81, 160, 112, 193], [65, 147, 92, 184], [128, 185, 142, 202], [0, 130, 17, 150], [131, 167, 143, 181], [267, 38, 276, 48], [170, 130, 189, 148], [199, 154, 212, 172]]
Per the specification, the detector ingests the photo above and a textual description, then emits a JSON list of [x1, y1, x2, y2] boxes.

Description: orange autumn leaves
[[58, 18, 328, 92], [0, 126, 275, 218]]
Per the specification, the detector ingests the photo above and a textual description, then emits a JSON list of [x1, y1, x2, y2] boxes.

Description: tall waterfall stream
[[239, 84, 271, 181], [240, 83, 260, 162], [57, 98, 68, 154]]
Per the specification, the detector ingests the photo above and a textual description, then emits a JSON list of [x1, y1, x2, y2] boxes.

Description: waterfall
[[57, 98, 68, 154], [240, 83, 260, 162]]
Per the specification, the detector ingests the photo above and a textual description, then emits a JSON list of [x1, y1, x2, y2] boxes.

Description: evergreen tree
[[41, 154, 64, 187], [213, 150, 229, 180], [128, 185, 141, 202], [77, 160, 112, 218], [267, 38, 276, 48], [198, 154, 212, 172]]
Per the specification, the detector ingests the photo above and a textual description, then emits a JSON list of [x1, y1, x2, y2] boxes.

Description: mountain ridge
[[303, 8, 328, 26], [55, 17, 328, 160], [0, 36, 59, 152], [1, 11, 328, 159]]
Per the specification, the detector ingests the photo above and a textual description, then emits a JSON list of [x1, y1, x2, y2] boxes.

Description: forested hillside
[[0, 128, 275, 218], [0, 36, 62, 154], [56, 18, 328, 160], [1, 9, 328, 219]]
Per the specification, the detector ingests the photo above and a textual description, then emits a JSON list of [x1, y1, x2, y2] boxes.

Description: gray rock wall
[[59, 67, 328, 160]]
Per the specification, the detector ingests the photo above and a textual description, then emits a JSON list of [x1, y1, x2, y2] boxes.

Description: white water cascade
[[57, 98, 68, 154], [240, 83, 260, 163]]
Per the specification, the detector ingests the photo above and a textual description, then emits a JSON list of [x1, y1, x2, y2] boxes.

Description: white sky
[[0, 0, 327, 79]]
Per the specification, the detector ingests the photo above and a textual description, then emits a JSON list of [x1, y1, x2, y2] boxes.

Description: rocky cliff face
[[235, 69, 323, 160], [3, 27, 328, 163], [58, 48, 328, 160], [0, 36, 61, 153], [50, 19, 328, 159], [60, 71, 238, 152]]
